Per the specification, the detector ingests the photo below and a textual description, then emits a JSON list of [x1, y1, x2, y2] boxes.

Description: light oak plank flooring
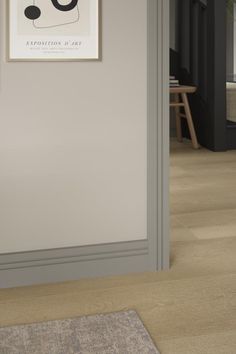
[[0, 139, 236, 354]]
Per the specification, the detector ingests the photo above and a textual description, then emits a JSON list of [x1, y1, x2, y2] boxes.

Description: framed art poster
[[8, 0, 100, 61]]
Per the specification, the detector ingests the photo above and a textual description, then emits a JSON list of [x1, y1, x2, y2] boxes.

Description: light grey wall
[[0, 0, 148, 253], [0, 0, 169, 288]]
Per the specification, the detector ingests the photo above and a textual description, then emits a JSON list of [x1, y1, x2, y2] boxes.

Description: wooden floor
[[1, 139, 236, 354]]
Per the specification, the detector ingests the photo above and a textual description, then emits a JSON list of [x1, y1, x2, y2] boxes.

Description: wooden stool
[[170, 86, 199, 149]]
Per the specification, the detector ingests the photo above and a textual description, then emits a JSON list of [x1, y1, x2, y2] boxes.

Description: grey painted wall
[[170, 0, 178, 51], [0, 0, 148, 254], [226, 3, 234, 78]]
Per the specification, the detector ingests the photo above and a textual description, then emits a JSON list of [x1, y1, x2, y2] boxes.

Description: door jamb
[[157, 0, 170, 269]]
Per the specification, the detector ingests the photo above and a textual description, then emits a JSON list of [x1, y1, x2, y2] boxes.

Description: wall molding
[[0, 240, 148, 271], [0, 0, 170, 288], [0, 240, 150, 288]]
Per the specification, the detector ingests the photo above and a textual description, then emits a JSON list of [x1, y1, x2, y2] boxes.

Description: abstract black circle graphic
[[51, 0, 78, 12], [24, 6, 41, 20]]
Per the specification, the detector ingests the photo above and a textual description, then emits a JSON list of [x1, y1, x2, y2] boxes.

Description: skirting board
[[0, 240, 152, 288]]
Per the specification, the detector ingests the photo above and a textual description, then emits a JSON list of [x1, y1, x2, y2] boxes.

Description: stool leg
[[174, 93, 183, 142], [181, 93, 199, 149]]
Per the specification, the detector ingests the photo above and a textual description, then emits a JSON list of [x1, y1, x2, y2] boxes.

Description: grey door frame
[[157, 0, 169, 269], [0, 0, 170, 288], [148, 0, 170, 270]]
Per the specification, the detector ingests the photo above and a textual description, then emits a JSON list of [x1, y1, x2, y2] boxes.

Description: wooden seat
[[170, 86, 199, 149]]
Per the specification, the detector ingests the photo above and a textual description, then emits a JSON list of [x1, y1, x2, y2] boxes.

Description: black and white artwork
[[9, 0, 100, 60]]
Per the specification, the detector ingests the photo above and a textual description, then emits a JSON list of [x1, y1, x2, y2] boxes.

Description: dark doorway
[[170, 0, 231, 151]]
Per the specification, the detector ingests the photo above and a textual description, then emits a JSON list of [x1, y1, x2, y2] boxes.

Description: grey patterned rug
[[0, 310, 160, 354]]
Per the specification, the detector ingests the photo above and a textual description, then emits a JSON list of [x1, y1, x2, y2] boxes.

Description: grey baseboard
[[0, 240, 152, 288]]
